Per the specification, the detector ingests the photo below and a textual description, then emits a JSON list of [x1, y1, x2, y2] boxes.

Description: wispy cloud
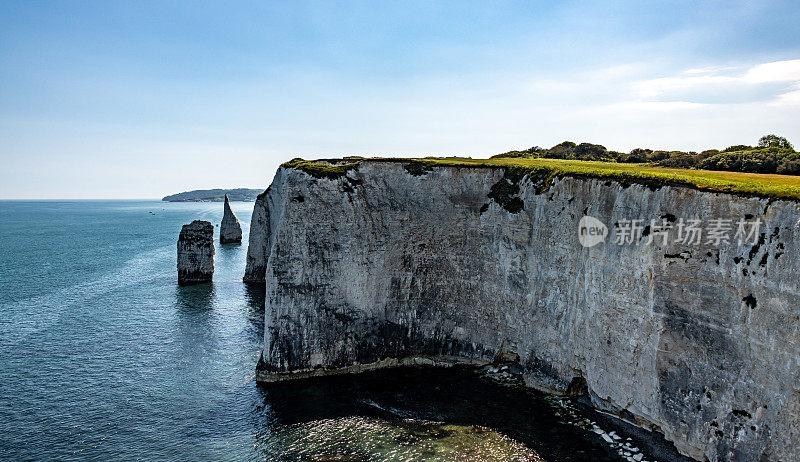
[[772, 83, 800, 106], [590, 101, 709, 113], [743, 60, 800, 83], [633, 59, 800, 105]]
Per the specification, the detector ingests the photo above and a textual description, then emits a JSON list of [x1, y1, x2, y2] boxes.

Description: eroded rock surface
[[220, 194, 243, 244], [244, 160, 800, 461], [177, 220, 214, 285]]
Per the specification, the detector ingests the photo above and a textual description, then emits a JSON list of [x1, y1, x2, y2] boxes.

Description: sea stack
[[220, 194, 243, 244], [177, 220, 214, 285]]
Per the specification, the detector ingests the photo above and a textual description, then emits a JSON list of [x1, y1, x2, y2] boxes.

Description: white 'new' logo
[[578, 216, 607, 248]]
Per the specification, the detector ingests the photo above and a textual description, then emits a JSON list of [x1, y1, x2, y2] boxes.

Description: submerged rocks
[[220, 194, 242, 244], [177, 220, 214, 285]]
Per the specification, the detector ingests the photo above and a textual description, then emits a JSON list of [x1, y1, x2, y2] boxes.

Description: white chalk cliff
[[244, 160, 800, 461]]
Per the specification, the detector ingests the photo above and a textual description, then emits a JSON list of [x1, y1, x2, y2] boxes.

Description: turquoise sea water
[[0, 200, 666, 461]]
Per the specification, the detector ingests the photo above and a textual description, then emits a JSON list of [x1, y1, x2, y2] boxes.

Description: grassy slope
[[283, 157, 800, 201]]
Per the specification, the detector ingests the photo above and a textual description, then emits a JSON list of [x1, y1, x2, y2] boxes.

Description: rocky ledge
[[244, 159, 800, 461], [177, 220, 214, 285]]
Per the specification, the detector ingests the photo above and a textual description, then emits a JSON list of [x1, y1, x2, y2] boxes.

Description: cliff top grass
[[282, 157, 800, 201]]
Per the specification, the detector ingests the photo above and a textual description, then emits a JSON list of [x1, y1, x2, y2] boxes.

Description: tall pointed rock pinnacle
[[220, 194, 243, 244]]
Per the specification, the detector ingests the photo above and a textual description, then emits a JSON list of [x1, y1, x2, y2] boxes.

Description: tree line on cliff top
[[492, 135, 800, 175]]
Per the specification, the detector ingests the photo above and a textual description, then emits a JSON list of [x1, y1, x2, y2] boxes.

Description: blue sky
[[1, 1, 799, 198]]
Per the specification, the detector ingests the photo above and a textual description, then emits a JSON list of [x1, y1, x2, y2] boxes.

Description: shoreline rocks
[[177, 220, 214, 285], [220, 194, 243, 244]]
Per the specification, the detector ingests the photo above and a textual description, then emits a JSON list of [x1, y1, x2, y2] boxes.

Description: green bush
[[758, 134, 793, 150], [620, 150, 648, 163], [722, 145, 753, 153], [698, 150, 778, 174], [490, 135, 797, 175], [493, 142, 615, 162], [646, 150, 671, 162], [491, 151, 530, 159], [490, 146, 545, 159], [778, 160, 800, 175], [574, 143, 609, 160], [546, 141, 576, 159], [657, 153, 701, 168]]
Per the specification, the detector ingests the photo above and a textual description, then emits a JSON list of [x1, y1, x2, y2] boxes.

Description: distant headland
[[162, 188, 262, 202]]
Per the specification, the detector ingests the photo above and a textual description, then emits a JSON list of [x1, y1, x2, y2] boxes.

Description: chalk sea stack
[[177, 220, 214, 285], [220, 194, 243, 244]]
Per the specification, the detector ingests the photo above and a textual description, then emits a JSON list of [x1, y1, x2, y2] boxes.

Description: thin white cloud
[[634, 74, 737, 98], [633, 59, 800, 104], [599, 101, 709, 112], [743, 59, 800, 83], [576, 101, 710, 119], [771, 82, 800, 107], [682, 65, 737, 75]]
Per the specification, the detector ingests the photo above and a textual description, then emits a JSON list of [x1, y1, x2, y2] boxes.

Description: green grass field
[[285, 157, 800, 201]]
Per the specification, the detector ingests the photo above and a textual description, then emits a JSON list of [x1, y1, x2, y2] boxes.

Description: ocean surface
[[0, 200, 666, 461]]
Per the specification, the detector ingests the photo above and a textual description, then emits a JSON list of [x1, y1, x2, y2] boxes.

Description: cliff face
[[177, 220, 214, 285], [244, 160, 800, 461]]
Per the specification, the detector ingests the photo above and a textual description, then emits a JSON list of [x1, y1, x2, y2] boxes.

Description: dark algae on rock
[[488, 167, 526, 213], [403, 160, 434, 176]]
